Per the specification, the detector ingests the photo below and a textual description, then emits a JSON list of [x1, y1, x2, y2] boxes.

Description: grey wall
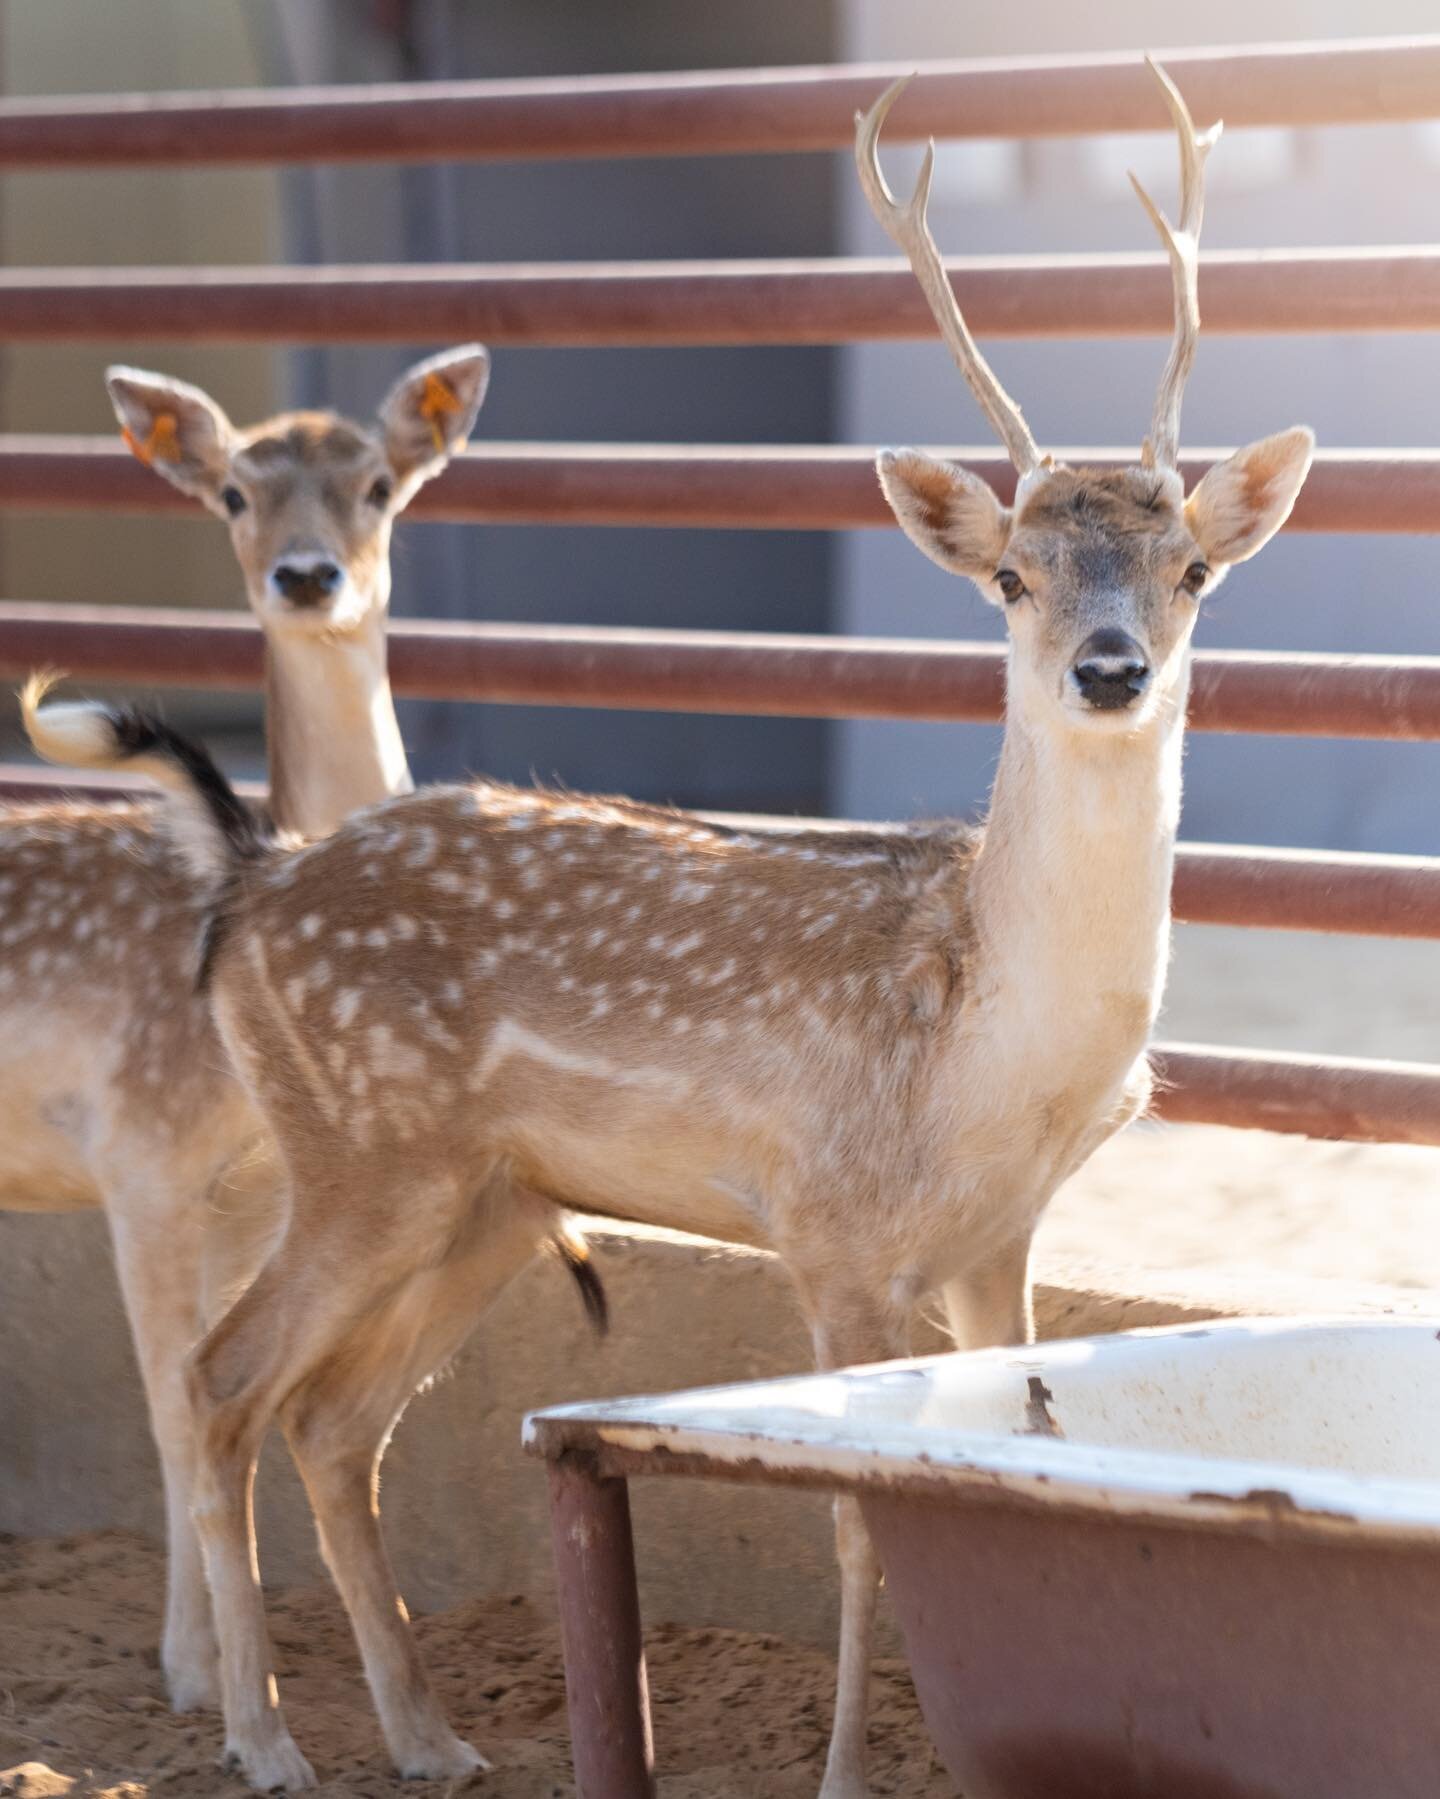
[[267, 0, 840, 816]]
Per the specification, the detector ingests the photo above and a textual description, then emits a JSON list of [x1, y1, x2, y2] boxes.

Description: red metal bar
[[0, 774, 1431, 1138], [0, 39, 1436, 166], [1170, 844, 1440, 939], [1152, 1042, 1440, 1146], [1, 250, 1437, 343], [8, 752, 1439, 939], [0, 441, 1436, 536], [0, 762, 264, 804], [546, 1458, 655, 1799], [3, 604, 1439, 743]]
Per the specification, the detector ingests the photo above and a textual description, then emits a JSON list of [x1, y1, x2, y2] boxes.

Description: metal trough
[[526, 1318, 1440, 1798]]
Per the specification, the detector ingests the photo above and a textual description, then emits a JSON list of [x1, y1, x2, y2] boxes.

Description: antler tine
[[855, 76, 1044, 481], [1129, 57, 1223, 471]]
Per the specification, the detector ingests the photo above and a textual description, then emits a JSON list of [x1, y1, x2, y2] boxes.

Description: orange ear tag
[[417, 371, 463, 454], [121, 412, 182, 466]]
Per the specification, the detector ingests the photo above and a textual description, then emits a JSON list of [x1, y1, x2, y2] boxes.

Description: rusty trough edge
[[1, 603, 1439, 743], [0, 38, 1437, 165], [3, 249, 1440, 342], [0, 440, 1434, 536]]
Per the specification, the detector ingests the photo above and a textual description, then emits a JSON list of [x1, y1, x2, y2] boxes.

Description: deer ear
[[379, 344, 491, 496], [106, 365, 235, 506], [877, 450, 1011, 586], [1185, 427, 1314, 567]]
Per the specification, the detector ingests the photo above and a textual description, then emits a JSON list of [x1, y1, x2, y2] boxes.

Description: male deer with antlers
[[24, 63, 1312, 1798], [1, 345, 489, 1713]]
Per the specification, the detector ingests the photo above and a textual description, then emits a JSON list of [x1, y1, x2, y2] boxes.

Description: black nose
[[272, 561, 343, 608], [1071, 629, 1151, 710]]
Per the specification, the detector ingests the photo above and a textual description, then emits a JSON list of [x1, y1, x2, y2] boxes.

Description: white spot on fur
[[467, 1017, 684, 1096], [367, 1024, 426, 1080]]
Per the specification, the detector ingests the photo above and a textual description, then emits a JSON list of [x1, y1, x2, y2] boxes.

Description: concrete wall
[[4, 1210, 1433, 1651], [836, 0, 1440, 852]]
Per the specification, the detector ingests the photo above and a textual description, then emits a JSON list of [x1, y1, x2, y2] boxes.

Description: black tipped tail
[[21, 675, 268, 879], [557, 1236, 610, 1337], [109, 708, 269, 867]]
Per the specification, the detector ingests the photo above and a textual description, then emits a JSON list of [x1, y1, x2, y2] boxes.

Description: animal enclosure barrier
[[0, 36, 1438, 1146]]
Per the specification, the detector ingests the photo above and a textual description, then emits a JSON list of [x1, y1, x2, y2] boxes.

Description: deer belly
[[477, 1047, 772, 1247]]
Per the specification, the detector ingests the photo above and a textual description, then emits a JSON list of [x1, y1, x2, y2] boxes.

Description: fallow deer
[[1, 345, 490, 1714], [23, 63, 1314, 1798]]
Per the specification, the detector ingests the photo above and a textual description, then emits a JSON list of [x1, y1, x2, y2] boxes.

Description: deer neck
[[967, 663, 1189, 1071], [263, 609, 412, 840]]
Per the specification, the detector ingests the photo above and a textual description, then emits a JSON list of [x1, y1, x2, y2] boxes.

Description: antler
[[1129, 58, 1222, 471], [855, 76, 1044, 481]]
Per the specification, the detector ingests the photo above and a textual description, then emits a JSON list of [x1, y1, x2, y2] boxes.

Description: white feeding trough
[[527, 1317, 1440, 1799]]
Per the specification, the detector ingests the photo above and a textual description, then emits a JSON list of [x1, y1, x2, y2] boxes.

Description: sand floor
[[0, 1534, 950, 1799]]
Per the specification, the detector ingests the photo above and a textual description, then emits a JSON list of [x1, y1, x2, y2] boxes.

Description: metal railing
[[6, 441, 1440, 534], [3, 250, 1440, 342], [0, 38, 1437, 164], [2, 36, 1438, 1148]]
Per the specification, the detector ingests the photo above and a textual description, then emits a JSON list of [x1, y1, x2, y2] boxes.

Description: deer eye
[[367, 476, 394, 508], [1180, 561, 1209, 596], [995, 569, 1026, 603], [220, 485, 247, 517]]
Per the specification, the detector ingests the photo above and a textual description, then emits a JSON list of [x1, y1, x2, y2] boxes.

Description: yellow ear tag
[[417, 370, 463, 454], [121, 412, 182, 466]]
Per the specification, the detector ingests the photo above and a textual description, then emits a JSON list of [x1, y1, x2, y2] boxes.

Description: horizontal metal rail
[[1171, 843, 1440, 938], [6, 762, 1436, 1137], [3, 604, 1438, 743], [0, 762, 265, 804], [3, 750, 1436, 940], [0, 39, 1437, 166], [4, 249, 1439, 343], [1151, 1043, 1440, 1146], [3, 441, 1437, 536]]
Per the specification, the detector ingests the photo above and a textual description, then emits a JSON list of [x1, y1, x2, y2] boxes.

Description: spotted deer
[[1, 345, 489, 1715], [24, 62, 1314, 1799]]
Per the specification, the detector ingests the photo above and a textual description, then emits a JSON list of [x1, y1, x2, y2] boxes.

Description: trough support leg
[[547, 1453, 656, 1799]]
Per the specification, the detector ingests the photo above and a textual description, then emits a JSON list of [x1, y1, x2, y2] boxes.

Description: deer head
[[105, 346, 491, 639], [859, 63, 1313, 736]]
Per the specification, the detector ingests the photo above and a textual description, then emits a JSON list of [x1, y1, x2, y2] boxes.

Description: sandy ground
[[0, 1534, 950, 1799], [2, 925, 1438, 1796], [1041, 923, 1440, 1290]]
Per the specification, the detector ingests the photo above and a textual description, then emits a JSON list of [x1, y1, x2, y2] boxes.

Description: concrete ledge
[[2, 1212, 1434, 1651]]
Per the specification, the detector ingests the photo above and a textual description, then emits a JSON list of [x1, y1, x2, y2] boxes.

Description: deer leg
[[806, 1288, 909, 1799], [107, 1187, 218, 1713], [279, 1202, 543, 1779], [941, 1230, 1035, 1351], [185, 1189, 431, 1792]]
